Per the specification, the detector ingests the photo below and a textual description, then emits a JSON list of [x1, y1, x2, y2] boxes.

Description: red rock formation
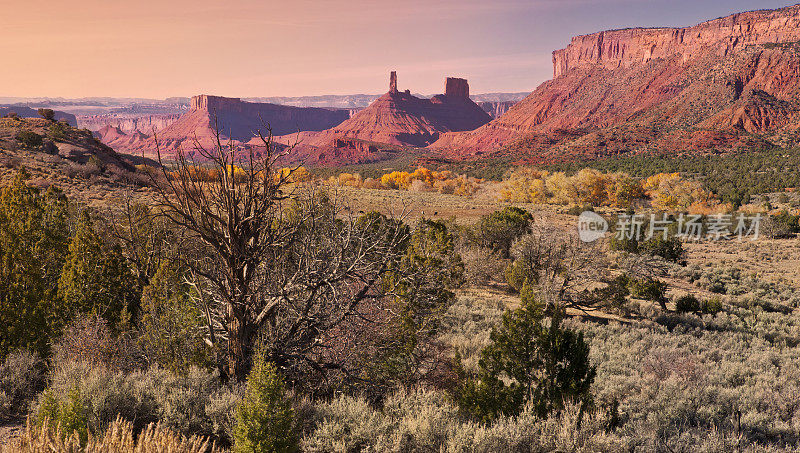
[[276, 73, 491, 165], [477, 101, 518, 119], [103, 95, 351, 158], [390, 71, 398, 94], [79, 114, 180, 134], [431, 4, 800, 160], [445, 77, 469, 98]]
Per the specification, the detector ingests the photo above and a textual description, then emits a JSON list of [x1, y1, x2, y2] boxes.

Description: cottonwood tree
[[150, 124, 407, 382]]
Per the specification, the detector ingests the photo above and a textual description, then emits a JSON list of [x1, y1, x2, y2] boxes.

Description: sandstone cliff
[[103, 96, 351, 157], [79, 114, 180, 134], [431, 4, 800, 161]]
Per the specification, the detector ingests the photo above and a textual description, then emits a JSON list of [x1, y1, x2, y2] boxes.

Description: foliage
[[330, 166, 483, 196], [501, 167, 646, 208], [702, 296, 724, 315], [475, 206, 532, 257], [57, 211, 138, 330], [454, 288, 595, 422], [0, 350, 43, 417], [674, 294, 701, 314], [232, 354, 298, 453], [627, 277, 668, 309], [541, 148, 800, 208], [0, 171, 71, 358], [369, 218, 465, 390], [48, 121, 70, 141], [51, 315, 143, 373], [16, 130, 43, 149], [137, 261, 212, 372], [37, 108, 55, 121], [609, 214, 686, 264], [35, 388, 89, 445]]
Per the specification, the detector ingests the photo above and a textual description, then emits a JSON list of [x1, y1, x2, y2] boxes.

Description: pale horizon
[[2, 0, 797, 99]]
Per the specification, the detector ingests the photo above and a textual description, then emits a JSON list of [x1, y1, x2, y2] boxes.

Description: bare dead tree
[[102, 190, 181, 291], [509, 223, 606, 311], [148, 121, 408, 382]]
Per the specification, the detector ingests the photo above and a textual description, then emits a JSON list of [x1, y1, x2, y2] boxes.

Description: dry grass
[[2, 417, 220, 453]]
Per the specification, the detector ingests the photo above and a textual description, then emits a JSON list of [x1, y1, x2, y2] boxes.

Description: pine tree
[[455, 284, 595, 422], [138, 261, 211, 372], [233, 353, 298, 453], [0, 171, 71, 358], [57, 211, 137, 330]]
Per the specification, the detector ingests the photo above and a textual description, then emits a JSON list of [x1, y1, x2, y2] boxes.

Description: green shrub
[[38, 108, 55, 121], [57, 211, 138, 329], [454, 287, 595, 422], [48, 121, 69, 141], [0, 350, 43, 417], [233, 354, 298, 453], [675, 294, 701, 313], [567, 204, 593, 216], [0, 171, 71, 358], [475, 207, 532, 257], [628, 278, 668, 309], [504, 259, 534, 292], [701, 296, 723, 315], [15, 130, 43, 149], [35, 387, 88, 445], [138, 262, 212, 373], [639, 235, 685, 264]]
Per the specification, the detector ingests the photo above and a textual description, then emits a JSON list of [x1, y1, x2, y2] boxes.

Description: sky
[[1, 0, 798, 99]]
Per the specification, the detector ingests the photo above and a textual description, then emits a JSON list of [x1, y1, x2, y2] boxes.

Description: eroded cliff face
[[431, 4, 800, 161], [80, 114, 180, 134], [102, 96, 352, 158], [552, 5, 800, 77]]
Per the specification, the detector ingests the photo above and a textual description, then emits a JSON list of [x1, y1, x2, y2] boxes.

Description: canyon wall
[[79, 114, 180, 133], [188, 94, 351, 138], [432, 4, 800, 161], [477, 101, 517, 119], [553, 5, 800, 77]]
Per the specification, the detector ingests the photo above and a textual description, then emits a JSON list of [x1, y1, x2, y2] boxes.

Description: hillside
[[431, 4, 800, 162], [275, 73, 492, 165], [0, 116, 148, 206], [0, 106, 77, 127]]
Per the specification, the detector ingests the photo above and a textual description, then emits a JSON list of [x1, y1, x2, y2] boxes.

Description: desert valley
[[2, 2, 800, 452]]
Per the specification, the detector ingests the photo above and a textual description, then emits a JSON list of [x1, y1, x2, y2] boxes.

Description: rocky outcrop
[[274, 73, 491, 164], [390, 71, 398, 95], [431, 4, 800, 161], [445, 77, 470, 98]]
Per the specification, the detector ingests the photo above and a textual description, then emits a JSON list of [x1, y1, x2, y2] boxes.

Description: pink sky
[[2, 0, 797, 98]]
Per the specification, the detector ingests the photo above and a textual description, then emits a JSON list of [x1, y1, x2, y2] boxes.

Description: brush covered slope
[[0, 116, 147, 206], [431, 4, 800, 163], [100, 95, 352, 158], [276, 73, 492, 165]]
